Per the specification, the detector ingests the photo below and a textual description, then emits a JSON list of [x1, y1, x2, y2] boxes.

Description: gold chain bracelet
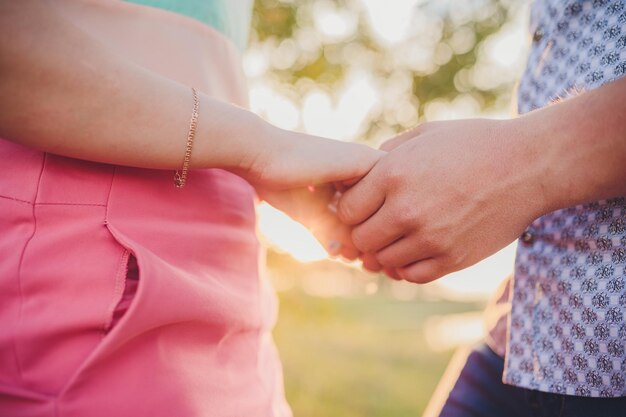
[[174, 87, 199, 188]]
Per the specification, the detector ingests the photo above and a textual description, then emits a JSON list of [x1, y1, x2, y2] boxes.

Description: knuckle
[[418, 235, 443, 254], [450, 251, 468, 270], [395, 204, 420, 229], [382, 166, 405, 188]]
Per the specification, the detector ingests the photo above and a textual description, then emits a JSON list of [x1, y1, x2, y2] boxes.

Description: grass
[[272, 289, 482, 417]]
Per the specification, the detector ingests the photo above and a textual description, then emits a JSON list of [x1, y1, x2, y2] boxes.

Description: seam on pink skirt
[[13, 153, 47, 385], [0, 194, 33, 205], [101, 249, 131, 337]]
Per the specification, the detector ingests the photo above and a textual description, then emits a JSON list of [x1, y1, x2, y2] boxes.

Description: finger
[[340, 245, 360, 261], [327, 239, 342, 257], [361, 254, 402, 280], [384, 267, 403, 280], [326, 190, 341, 214], [337, 172, 385, 225], [308, 184, 337, 204], [374, 235, 434, 268], [397, 258, 445, 284], [257, 185, 335, 222], [360, 252, 382, 272], [340, 176, 362, 188], [312, 205, 363, 261], [333, 182, 348, 193], [350, 207, 404, 253], [315, 216, 354, 256]]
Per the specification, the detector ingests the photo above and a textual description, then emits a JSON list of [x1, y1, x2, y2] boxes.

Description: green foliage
[[253, 1, 298, 40], [250, 0, 524, 138], [251, 2, 523, 414]]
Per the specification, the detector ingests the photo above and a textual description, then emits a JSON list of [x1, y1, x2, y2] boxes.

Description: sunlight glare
[[257, 203, 328, 263], [424, 312, 484, 351], [313, 1, 358, 42], [249, 83, 300, 130], [471, 9, 528, 90], [485, 28, 523, 68], [302, 72, 379, 140], [431, 243, 517, 301], [242, 47, 269, 78], [360, 0, 419, 45], [424, 94, 481, 121]]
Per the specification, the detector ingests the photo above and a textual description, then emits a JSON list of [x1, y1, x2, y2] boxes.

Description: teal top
[[126, 0, 253, 51]]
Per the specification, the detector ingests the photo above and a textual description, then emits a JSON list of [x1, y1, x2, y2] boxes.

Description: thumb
[[310, 143, 383, 187]]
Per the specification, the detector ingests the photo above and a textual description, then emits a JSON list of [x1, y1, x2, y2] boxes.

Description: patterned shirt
[[502, 0, 626, 397]]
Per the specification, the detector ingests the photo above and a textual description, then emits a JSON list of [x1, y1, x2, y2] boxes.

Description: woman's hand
[[235, 125, 383, 190], [0, 2, 378, 185], [250, 135, 383, 259]]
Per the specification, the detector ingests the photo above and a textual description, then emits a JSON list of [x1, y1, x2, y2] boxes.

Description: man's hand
[[337, 119, 546, 283], [339, 78, 626, 283]]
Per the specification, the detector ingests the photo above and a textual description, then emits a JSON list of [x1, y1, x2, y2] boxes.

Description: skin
[[0, 0, 380, 259], [338, 77, 626, 283]]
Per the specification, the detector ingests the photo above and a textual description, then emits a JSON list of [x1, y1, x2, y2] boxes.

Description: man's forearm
[[517, 77, 626, 215]]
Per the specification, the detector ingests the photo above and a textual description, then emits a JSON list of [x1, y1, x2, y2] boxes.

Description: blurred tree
[[250, 2, 529, 415], [249, 0, 527, 143]]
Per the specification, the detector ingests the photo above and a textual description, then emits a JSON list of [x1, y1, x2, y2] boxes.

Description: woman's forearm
[[0, 1, 271, 172], [515, 76, 626, 214]]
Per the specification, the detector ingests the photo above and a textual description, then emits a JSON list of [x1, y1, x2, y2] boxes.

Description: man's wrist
[[502, 115, 558, 220], [509, 94, 605, 218]]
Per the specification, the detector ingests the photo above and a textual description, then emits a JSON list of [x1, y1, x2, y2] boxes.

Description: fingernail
[[328, 240, 342, 255]]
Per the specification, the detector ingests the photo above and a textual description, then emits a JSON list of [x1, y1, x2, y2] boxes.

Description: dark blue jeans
[[438, 344, 626, 417]]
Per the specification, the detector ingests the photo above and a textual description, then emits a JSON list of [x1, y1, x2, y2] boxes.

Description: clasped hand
[[337, 118, 545, 283], [258, 118, 544, 284]]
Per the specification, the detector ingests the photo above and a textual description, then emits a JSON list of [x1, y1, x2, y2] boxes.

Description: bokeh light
[[251, 0, 529, 300], [249, 1, 531, 415]]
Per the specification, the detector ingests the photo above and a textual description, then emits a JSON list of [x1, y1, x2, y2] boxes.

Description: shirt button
[[521, 230, 535, 245], [533, 27, 544, 43]]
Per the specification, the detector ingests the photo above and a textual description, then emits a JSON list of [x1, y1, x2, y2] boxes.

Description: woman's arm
[[0, 1, 379, 189]]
